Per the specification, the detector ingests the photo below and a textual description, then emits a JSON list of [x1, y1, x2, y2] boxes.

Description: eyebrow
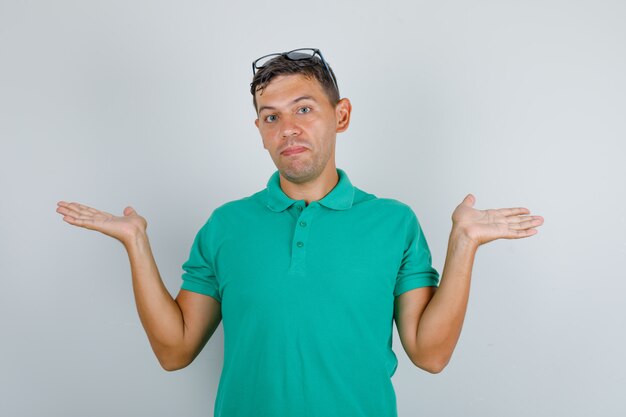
[[258, 96, 317, 114]]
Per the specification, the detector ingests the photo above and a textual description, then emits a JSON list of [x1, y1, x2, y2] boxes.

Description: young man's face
[[254, 74, 351, 184]]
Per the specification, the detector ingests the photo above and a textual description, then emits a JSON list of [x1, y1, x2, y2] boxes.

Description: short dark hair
[[250, 55, 340, 112]]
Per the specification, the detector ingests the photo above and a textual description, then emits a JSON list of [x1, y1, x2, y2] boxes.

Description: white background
[[1, 0, 625, 416]]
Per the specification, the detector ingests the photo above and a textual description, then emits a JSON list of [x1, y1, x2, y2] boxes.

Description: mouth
[[281, 146, 308, 156]]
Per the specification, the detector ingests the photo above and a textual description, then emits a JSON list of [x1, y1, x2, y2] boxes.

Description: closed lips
[[281, 146, 307, 155]]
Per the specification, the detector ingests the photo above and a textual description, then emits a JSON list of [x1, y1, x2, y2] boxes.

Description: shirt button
[[296, 241, 304, 248], [299, 221, 307, 227]]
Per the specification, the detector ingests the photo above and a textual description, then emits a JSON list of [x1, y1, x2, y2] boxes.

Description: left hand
[[451, 194, 544, 246]]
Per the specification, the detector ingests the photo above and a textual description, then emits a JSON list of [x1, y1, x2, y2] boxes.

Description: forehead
[[255, 74, 329, 111]]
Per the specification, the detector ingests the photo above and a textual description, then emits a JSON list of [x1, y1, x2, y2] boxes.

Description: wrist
[[449, 225, 480, 252], [123, 228, 150, 251]]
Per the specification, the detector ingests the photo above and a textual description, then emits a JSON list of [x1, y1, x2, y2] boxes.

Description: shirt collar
[[266, 168, 355, 212]]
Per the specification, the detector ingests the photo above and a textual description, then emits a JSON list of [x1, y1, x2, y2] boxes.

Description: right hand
[[56, 201, 148, 246]]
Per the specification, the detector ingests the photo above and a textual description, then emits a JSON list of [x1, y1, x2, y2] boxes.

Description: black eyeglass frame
[[251, 48, 339, 97]]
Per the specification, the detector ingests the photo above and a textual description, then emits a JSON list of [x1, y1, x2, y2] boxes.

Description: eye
[[298, 107, 311, 114], [264, 114, 277, 123]]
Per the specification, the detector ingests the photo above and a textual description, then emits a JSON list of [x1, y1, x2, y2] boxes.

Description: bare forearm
[[405, 194, 543, 372], [55, 201, 193, 369], [124, 232, 185, 364], [414, 228, 478, 368]]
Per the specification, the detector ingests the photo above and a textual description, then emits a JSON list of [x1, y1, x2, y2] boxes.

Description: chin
[[279, 166, 320, 184]]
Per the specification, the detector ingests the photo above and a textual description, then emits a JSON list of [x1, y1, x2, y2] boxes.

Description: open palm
[[452, 194, 544, 246], [56, 201, 147, 246]]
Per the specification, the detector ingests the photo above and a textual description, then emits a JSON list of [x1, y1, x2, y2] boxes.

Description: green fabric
[[181, 168, 440, 417]]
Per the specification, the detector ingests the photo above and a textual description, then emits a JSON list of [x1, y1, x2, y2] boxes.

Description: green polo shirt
[[180, 168, 439, 417]]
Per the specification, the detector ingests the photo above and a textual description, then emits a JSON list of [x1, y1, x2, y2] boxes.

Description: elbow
[[155, 349, 192, 372], [411, 353, 451, 374], [419, 360, 447, 374], [160, 361, 184, 372], [159, 357, 190, 372]]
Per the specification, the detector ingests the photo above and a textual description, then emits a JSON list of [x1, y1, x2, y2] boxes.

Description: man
[[56, 48, 544, 417]]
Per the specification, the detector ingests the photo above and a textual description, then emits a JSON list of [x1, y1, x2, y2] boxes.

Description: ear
[[255, 118, 259, 129], [335, 98, 352, 133]]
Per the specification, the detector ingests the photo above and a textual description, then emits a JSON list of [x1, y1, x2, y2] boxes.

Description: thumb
[[461, 194, 475, 207], [123, 206, 137, 216]]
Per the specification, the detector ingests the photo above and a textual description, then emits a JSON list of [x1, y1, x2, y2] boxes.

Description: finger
[[461, 194, 475, 207], [57, 203, 97, 220], [77, 203, 99, 214], [59, 201, 88, 215], [73, 202, 99, 215], [61, 213, 98, 229], [498, 207, 530, 217], [56, 204, 79, 218], [57, 203, 89, 219], [70, 201, 105, 218], [57, 201, 74, 209], [509, 217, 544, 230], [507, 215, 543, 225], [507, 228, 539, 239]]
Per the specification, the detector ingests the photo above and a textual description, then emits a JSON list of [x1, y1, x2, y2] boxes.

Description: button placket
[[289, 204, 315, 274]]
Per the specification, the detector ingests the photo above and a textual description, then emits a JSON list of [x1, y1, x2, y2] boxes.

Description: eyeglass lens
[[255, 49, 316, 69]]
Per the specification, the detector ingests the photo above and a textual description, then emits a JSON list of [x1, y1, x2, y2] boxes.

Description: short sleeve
[[180, 215, 222, 303], [394, 209, 440, 297]]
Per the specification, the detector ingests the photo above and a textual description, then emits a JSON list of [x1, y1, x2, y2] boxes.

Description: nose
[[280, 114, 301, 137]]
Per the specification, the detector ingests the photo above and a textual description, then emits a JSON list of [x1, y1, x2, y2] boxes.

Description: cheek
[[261, 124, 279, 139], [260, 132, 278, 152]]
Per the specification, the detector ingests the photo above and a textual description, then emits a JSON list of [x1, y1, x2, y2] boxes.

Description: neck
[[279, 163, 339, 205]]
